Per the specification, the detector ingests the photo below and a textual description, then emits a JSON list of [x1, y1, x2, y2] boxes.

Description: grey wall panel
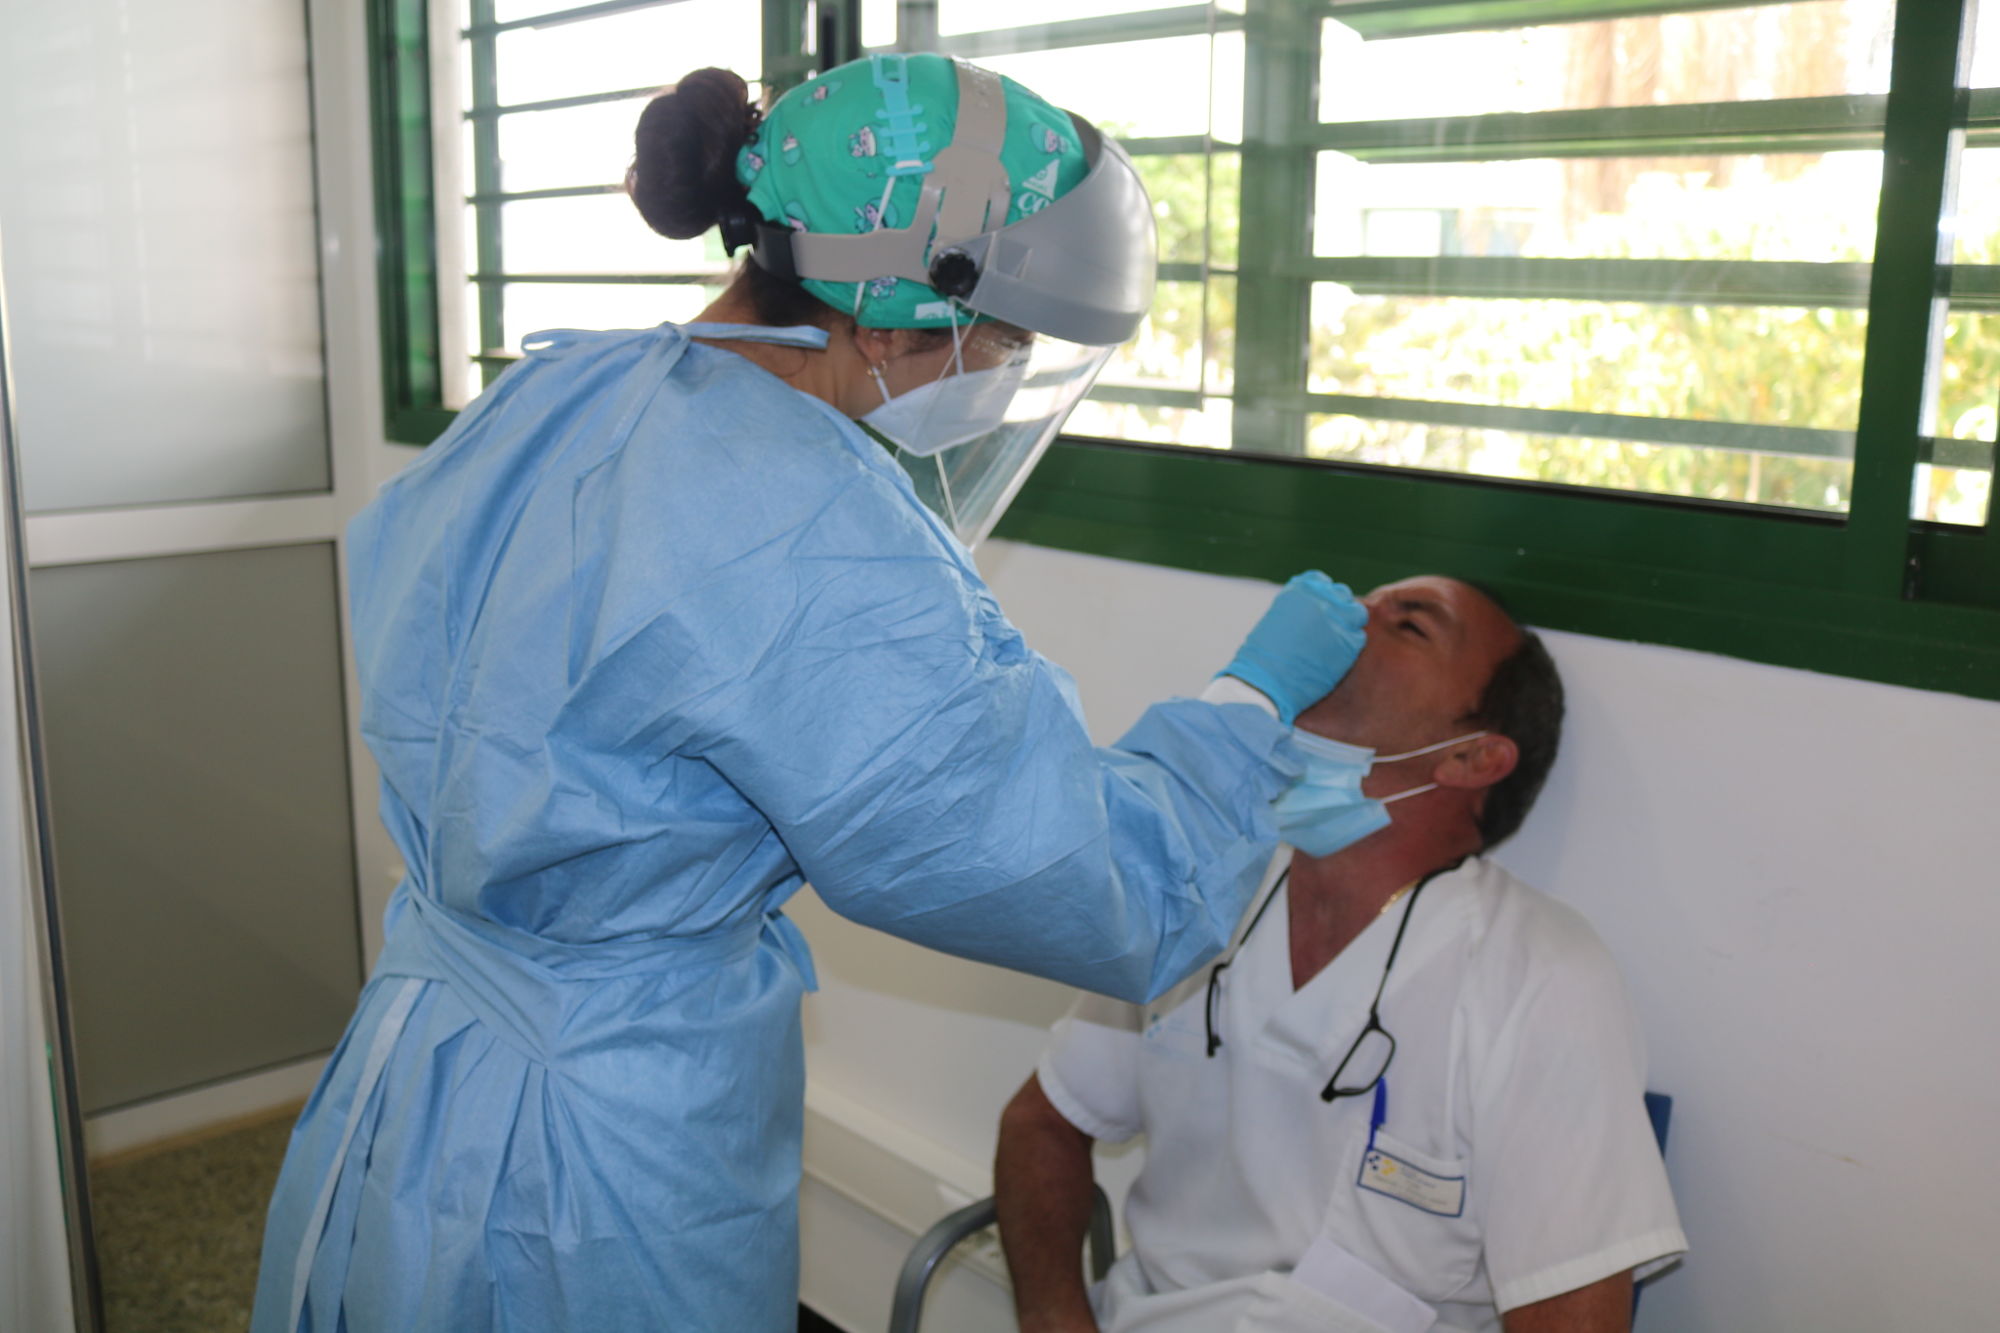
[[0, 0, 331, 512], [30, 543, 360, 1113]]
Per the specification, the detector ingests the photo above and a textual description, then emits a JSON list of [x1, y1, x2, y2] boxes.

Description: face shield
[[735, 56, 1156, 544], [878, 334, 1114, 545]]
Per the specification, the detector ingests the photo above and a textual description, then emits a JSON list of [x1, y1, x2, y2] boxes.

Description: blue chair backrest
[[1634, 1092, 1674, 1321], [1644, 1091, 1672, 1155]]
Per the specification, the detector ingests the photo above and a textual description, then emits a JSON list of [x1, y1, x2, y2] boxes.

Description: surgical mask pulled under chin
[[861, 352, 1027, 457], [1273, 728, 1488, 858]]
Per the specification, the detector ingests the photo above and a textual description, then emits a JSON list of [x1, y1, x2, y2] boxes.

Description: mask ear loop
[[1372, 730, 1492, 805]]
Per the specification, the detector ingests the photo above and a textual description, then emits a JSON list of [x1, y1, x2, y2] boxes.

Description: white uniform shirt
[[1037, 854, 1686, 1333]]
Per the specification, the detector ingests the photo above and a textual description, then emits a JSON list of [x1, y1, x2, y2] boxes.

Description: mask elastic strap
[[868, 362, 891, 406], [1379, 782, 1438, 806], [1374, 730, 1489, 765]]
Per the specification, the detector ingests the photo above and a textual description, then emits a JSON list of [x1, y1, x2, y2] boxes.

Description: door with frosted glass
[[0, 0, 362, 1120]]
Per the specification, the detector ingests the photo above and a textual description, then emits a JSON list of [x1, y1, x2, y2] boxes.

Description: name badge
[[1357, 1146, 1466, 1217]]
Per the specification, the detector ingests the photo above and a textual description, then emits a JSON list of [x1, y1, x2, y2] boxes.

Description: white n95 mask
[[862, 350, 1028, 456], [1275, 728, 1488, 858], [861, 324, 1113, 547]]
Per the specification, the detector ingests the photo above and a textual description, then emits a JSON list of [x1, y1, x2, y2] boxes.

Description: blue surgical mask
[[1274, 728, 1489, 858]]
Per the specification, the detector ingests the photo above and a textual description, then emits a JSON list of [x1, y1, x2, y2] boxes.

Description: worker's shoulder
[[495, 323, 863, 473], [1445, 855, 1623, 985]]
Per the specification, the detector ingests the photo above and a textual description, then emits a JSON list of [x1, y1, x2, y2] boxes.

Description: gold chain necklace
[[1376, 879, 1418, 918]]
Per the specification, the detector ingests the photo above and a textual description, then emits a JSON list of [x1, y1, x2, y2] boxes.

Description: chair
[[887, 1184, 1115, 1333], [889, 1094, 1673, 1332]]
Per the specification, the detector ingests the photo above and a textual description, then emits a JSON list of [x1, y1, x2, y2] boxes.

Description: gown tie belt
[[373, 884, 818, 1061], [285, 883, 817, 1328]]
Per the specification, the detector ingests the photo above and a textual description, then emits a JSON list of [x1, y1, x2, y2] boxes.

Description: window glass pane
[[1930, 299, 1997, 527], [1974, 0, 2000, 86], [1309, 286, 1866, 432], [1315, 151, 1882, 262], [1953, 149, 2000, 266], [1938, 305, 2000, 445], [938, 0, 1184, 37], [977, 32, 1241, 142], [1098, 277, 1235, 394], [862, 0, 899, 49], [1321, 0, 1895, 123], [500, 194, 723, 274], [1, 0, 329, 512], [1068, 396, 1235, 450], [1135, 153, 1239, 267], [1913, 460, 1992, 525], [1306, 413, 1852, 512], [497, 98, 652, 193], [33, 545, 359, 1110], [491, 0, 582, 22], [501, 281, 716, 351], [493, 1, 760, 107]]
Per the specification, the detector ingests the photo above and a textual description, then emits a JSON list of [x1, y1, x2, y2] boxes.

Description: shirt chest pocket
[[1324, 1128, 1482, 1304]]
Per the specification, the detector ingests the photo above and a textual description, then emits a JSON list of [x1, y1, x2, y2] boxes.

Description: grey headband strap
[[928, 60, 1010, 246]]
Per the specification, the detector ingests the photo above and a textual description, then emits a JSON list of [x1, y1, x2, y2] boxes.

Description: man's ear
[[1434, 733, 1517, 791]]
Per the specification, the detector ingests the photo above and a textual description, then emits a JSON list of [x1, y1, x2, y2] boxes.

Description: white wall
[[794, 538, 2000, 1332]]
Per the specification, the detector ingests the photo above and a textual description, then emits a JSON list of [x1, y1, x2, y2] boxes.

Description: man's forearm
[[995, 1075, 1101, 1333]]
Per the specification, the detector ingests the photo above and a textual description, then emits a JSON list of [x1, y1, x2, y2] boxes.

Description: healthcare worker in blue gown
[[253, 53, 1368, 1332]]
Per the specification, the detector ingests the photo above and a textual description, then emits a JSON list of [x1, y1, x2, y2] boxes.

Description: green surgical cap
[[735, 53, 1090, 329]]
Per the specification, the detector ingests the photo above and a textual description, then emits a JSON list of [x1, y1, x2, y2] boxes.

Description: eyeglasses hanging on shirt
[[1203, 865, 1451, 1102]]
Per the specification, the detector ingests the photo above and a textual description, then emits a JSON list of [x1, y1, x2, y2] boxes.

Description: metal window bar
[[1313, 90, 2000, 165], [464, 0, 703, 39], [1322, 0, 1810, 41], [1845, 0, 1978, 594], [1077, 384, 1991, 469], [468, 0, 505, 387], [929, 6, 1244, 59], [467, 84, 662, 120], [1297, 257, 2000, 311]]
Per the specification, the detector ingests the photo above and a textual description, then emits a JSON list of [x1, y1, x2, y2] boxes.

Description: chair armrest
[[887, 1185, 1115, 1333]]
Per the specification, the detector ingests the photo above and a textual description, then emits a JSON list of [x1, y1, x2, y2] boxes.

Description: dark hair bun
[[627, 68, 760, 240]]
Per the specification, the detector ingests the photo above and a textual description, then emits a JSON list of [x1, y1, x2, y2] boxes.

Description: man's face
[[1294, 576, 1522, 758]]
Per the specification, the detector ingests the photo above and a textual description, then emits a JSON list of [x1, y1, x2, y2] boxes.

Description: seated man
[[995, 577, 1685, 1333]]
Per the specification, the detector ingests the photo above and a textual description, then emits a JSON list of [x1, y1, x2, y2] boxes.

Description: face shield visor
[[734, 56, 1155, 544], [872, 332, 1113, 546]]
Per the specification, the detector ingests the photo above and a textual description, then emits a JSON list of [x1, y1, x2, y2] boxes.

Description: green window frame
[[367, 0, 2000, 700]]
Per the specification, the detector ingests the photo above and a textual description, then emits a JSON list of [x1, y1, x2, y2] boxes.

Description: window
[[369, 0, 2000, 699]]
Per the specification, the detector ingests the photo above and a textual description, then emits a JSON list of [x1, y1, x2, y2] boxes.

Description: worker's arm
[[1501, 1270, 1633, 1333], [996, 1075, 1102, 1333]]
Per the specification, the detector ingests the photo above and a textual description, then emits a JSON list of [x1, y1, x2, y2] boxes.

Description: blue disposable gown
[[252, 322, 1298, 1332]]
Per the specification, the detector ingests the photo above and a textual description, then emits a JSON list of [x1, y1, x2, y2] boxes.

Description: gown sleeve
[[566, 382, 1300, 1004]]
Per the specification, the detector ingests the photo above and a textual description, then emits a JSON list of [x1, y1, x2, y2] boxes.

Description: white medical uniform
[[1037, 854, 1686, 1333]]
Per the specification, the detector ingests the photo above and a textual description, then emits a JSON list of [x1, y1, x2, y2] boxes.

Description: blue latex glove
[[1220, 571, 1369, 724]]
